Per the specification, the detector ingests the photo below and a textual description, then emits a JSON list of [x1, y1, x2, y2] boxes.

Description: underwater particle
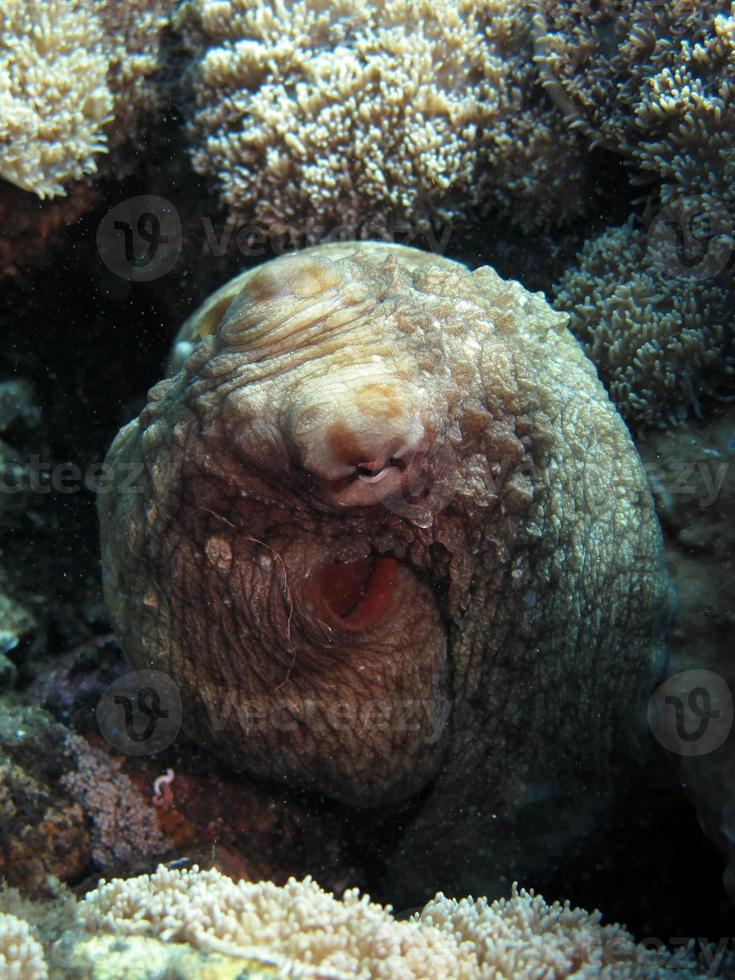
[[553, 221, 735, 429], [176, 0, 592, 240], [98, 241, 670, 900]]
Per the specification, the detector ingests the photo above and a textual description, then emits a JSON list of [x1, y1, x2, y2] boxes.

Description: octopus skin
[[98, 242, 670, 900]]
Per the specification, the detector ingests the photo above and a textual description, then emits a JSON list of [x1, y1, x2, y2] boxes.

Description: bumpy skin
[[99, 243, 670, 898]]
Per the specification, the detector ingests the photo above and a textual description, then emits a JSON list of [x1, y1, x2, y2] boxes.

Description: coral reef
[[0, 0, 112, 198], [533, 0, 735, 210], [177, 0, 591, 240], [0, 0, 173, 199], [95, 0, 176, 160], [60, 733, 166, 870], [534, 0, 735, 434], [79, 866, 463, 977], [0, 706, 91, 893], [0, 911, 47, 979], [71, 865, 700, 978], [99, 242, 669, 902], [0, 667, 356, 898], [67, 935, 282, 978], [553, 221, 735, 428], [0, 883, 76, 979], [419, 889, 702, 978], [0, 863, 707, 978], [1, 0, 734, 961], [479, 106, 591, 233]]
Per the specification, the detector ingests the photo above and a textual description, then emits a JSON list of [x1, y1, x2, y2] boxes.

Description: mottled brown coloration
[[99, 242, 670, 900]]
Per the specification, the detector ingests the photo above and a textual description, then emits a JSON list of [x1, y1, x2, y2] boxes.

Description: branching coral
[[0, 912, 47, 979], [419, 889, 693, 978], [553, 221, 735, 428], [482, 107, 592, 232], [80, 867, 464, 978], [0, 884, 77, 979], [0, 0, 173, 199], [0, 0, 112, 198], [533, 0, 735, 210], [178, 0, 591, 240], [75, 865, 702, 978]]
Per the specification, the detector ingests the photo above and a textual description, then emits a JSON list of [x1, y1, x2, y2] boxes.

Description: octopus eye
[[353, 457, 404, 483]]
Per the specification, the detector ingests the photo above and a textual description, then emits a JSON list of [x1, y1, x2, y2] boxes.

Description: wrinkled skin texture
[[99, 243, 670, 900]]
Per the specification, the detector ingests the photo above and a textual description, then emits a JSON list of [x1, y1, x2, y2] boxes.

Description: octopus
[[98, 242, 671, 901]]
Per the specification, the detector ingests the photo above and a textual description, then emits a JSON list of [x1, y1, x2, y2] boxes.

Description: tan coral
[[634, 3, 735, 209], [0, 0, 113, 198], [0, 912, 48, 979], [178, 0, 591, 240], [553, 221, 735, 428], [79, 866, 471, 979], [0, 0, 173, 199], [482, 107, 591, 232], [419, 887, 695, 977], [75, 865, 702, 978], [533, 0, 735, 209]]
